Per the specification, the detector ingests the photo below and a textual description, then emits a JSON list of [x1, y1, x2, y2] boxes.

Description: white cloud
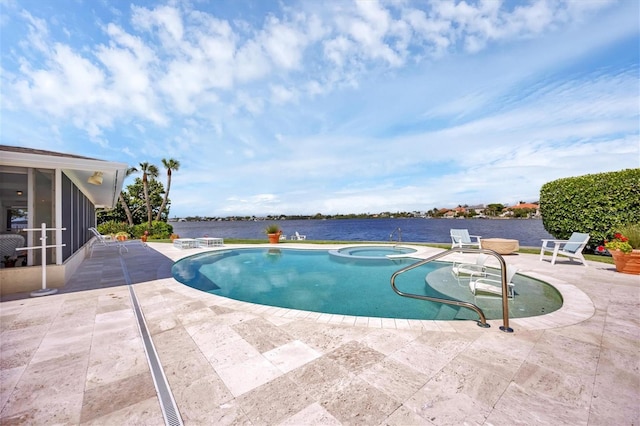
[[1, 0, 637, 216], [261, 16, 307, 70], [131, 4, 184, 44], [270, 84, 297, 104]]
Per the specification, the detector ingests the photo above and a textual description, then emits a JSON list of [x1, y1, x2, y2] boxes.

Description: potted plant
[[114, 231, 129, 241], [603, 224, 640, 275], [265, 224, 282, 244]]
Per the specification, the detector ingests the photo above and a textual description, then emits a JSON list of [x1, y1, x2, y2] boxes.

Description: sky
[[1, 0, 638, 218]]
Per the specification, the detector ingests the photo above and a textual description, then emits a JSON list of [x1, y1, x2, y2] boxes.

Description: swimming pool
[[172, 248, 563, 320]]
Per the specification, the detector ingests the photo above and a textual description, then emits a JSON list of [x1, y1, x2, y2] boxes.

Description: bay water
[[171, 217, 553, 248]]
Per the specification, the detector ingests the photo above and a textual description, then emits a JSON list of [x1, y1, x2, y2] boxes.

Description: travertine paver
[[0, 242, 638, 425]]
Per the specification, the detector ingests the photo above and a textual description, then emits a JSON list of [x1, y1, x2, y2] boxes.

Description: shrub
[[97, 221, 131, 237], [540, 168, 640, 246], [131, 223, 150, 239], [150, 221, 174, 239], [129, 221, 173, 239]]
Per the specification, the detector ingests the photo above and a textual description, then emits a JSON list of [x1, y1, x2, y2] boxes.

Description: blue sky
[[1, 0, 638, 218]]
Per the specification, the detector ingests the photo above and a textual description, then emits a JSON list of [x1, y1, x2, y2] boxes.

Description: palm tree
[[139, 162, 159, 228], [120, 166, 138, 226], [156, 158, 180, 222]]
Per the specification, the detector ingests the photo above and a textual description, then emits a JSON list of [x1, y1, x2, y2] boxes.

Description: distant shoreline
[[170, 216, 544, 222], [171, 217, 553, 247]]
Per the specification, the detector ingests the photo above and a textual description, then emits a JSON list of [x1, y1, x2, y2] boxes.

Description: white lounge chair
[[291, 231, 306, 240], [540, 232, 590, 266], [469, 264, 517, 298], [452, 253, 489, 276], [450, 229, 481, 249], [89, 227, 147, 256], [89, 227, 121, 255]]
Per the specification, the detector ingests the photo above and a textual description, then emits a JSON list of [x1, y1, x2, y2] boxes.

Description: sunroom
[[0, 145, 128, 296]]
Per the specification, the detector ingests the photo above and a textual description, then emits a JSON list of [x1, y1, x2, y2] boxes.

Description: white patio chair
[[88, 227, 147, 257], [89, 227, 125, 256], [469, 264, 517, 298], [452, 253, 489, 276], [291, 231, 306, 240], [540, 232, 590, 266], [450, 229, 481, 249]]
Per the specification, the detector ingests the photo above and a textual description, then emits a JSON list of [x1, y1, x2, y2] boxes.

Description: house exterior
[[467, 204, 486, 216], [0, 145, 128, 295], [505, 202, 541, 218]]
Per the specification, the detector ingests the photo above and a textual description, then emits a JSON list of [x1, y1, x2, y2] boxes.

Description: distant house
[[442, 210, 456, 218], [0, 145, 128, 295], [505, 202, 541, 218], [467, 205, 486, 216]]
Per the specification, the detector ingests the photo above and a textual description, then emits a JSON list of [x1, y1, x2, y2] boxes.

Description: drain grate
[[121, 257, 183, 426]]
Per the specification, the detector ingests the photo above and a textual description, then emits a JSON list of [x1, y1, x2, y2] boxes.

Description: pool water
[[172, 248, 562, 321]]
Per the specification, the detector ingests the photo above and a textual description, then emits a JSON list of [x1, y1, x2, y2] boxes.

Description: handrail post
[[389, 227, 402, 243]]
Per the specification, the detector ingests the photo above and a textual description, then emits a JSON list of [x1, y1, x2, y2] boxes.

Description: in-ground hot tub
[[328, 245, 419, 262]]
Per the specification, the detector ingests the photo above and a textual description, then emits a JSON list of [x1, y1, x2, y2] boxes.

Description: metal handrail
[[389, 227, 402, 243], [390, 247, 513, 332]]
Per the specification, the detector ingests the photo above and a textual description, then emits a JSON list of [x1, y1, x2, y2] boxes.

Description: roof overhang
[[0, 146, 129, 209]]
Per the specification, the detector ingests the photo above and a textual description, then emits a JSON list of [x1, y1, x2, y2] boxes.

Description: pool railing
[[390, 247, 514, 332]]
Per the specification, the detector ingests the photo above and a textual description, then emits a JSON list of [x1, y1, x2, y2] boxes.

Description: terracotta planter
[[267, 233, 281, 244], [610, 249, 640, 275]]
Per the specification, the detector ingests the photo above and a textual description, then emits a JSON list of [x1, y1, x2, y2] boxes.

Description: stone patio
[[1, 242, 638, 425]]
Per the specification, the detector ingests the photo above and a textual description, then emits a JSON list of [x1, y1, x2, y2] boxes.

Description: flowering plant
[[604, 233, 633, 254]]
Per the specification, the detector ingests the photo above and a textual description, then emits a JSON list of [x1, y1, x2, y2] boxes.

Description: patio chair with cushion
[[291, 231, 306, 241], [540, 232, 590, 266], [450, 229, 481, 249]]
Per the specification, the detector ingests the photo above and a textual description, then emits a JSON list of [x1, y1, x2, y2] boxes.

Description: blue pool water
[[172, 248, 563, 320]]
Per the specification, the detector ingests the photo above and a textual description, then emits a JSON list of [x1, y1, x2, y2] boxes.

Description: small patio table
[[481, 238, 520, 255], [196, 237, 224, 248], [173, 238, 198, 249]]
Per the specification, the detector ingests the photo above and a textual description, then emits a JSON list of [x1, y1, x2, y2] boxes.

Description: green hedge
[[97, 220, 130, 236], [539, 168, 640, 246], [132, 221, 173, 239], [97, 220, 174, 239]]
